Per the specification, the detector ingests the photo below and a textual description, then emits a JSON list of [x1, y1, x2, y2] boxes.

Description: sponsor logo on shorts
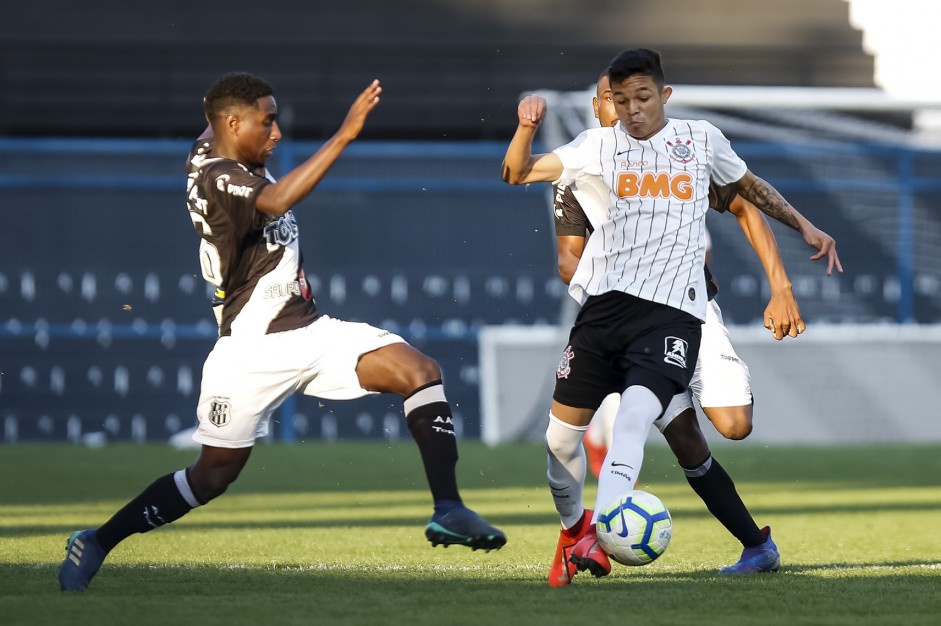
[[720, 354, 740, 363], [664, 337, 689, 369], [557, 345, 575, 379], [208, 397, 231, 427]]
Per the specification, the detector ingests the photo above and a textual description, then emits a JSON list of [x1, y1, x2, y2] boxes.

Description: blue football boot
[[425, 507, 506, 551], [719, 526, 781, 574], [58, 530, 106, 591]]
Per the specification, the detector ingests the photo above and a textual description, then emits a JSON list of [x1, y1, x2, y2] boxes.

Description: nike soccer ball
[[596, 490, 672, 566]]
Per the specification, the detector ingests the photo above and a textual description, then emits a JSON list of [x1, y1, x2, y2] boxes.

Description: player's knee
[[662, 413, 709, 467], [723, 421, 753, 440], [189, 475, 230, 502], [416, 354, 442, 381], [545, 427, 580, 460], [188, 463, 243, 502], [403, 352, 442, 389], [709, 406, 753, 440]]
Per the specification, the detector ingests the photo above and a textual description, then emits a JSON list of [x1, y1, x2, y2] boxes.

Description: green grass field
[[2, 441, 940, 626]]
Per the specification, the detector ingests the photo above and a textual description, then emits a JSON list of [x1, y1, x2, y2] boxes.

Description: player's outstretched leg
[[719, 526, 781, 574], [425, 505, 506, 551], [356, 346, 507, 552], [549, 508, 593, 587], [58, 530, 106, 592], [568, 525, 611, 578]]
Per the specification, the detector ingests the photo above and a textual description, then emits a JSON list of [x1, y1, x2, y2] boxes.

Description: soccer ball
[[595, 490, 672, 566]]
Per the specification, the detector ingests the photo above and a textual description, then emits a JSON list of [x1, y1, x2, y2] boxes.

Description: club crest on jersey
[[208, 398, 231, 427], [557, 345, 575, 379], [665, 137, 696, 164], [663, 337, 689, 369]]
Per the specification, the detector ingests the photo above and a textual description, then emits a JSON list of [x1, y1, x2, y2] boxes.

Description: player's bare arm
[[732, 170, 843, 276], [556, 234, 586, 285], [728, 195, 804, 340], [256, 80, 382, 216], [502, 95, 564, 184]]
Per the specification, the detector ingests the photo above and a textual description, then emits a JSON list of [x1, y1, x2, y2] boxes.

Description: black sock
[[404, 381, 461, 505], [684, 456, 765, 548], [95, 470, 202, 553]]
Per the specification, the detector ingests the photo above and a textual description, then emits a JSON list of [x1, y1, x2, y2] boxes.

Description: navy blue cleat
[[425, 507, 506, 552], [59, 530, 106, 591], [719, 526, 781, 574]]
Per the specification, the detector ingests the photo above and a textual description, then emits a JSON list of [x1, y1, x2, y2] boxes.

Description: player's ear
[[592, 97, 600, 120], [225, 113, 240, 135], [661, 85, 673, 104]]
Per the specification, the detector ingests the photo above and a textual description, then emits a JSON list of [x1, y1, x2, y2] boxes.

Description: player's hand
[[338, 79, 382, 142], [801, 223, 843, 276], [517, 95, 547, 129], [763, 285, 805, 341]]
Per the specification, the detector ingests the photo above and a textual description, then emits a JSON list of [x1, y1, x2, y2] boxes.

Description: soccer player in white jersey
[[545, 71, 841, 584], [502, 48, 840, 580], [58, 72, 505, 592]]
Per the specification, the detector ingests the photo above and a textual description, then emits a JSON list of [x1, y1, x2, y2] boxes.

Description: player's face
[[592, 75, 618, 127], [236, 95, 281, 166], [610, 75, 671, 140]]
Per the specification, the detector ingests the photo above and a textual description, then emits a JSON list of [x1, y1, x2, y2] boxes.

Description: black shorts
[[552, 291, 702, 412]]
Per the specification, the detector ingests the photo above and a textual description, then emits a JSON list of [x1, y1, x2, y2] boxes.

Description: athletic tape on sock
[[683, 454, 714, 478], [173, 469, 202, 508], [548, 412, 589, 431], [404, 383, 447, 415]]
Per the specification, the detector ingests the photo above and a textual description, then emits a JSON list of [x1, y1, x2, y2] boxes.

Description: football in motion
[[595, 490, 672, 566]]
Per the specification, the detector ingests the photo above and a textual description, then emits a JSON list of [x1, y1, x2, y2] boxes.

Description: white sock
[[592, 385, 661, 523], [545, 412, 588, 529], [597, 392, 620, 448]]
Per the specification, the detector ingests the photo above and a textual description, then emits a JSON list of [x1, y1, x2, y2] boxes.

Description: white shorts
[[653, 299, 751, 432], [194, 315, 405, 448]]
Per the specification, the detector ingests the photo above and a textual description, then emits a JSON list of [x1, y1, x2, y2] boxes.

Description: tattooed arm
[[733, 170, 843, 276]]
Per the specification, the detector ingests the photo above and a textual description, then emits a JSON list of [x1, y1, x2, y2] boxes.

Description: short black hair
[[204, 72, 274, 122], [606, 49, 665, 88]]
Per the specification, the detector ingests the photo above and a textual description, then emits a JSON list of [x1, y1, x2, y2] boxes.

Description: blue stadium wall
[[2, 138, 940, 443]]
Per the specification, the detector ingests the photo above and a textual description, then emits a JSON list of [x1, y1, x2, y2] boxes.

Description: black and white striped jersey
[[553, 119, 746, 321], [553, 179, 737, 303], [185, 139, 319, 337]]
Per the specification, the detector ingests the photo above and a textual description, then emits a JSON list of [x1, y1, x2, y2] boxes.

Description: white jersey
[[553, 118, 746, 321]]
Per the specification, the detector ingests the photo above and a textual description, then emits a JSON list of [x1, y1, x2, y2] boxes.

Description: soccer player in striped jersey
[[547, 72, 840, 585], [503, 49, 840, 582], [58, 72, 505, 592]]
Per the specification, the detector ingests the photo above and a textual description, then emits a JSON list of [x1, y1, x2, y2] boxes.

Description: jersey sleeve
[[704, 122, 747, 186], [553, 183, 590, 237], [552, 129, 601, 185], [708, 180, 738, 214], [202, 161, 273, 236]]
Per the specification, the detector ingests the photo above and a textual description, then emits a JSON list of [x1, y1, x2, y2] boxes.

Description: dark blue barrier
[[1, 138, 939, 443]]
